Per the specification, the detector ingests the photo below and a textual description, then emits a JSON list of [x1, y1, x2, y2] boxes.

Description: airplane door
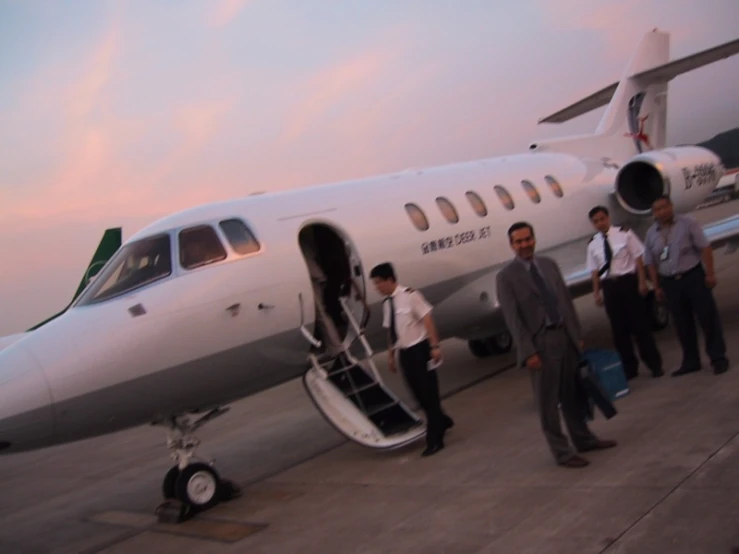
[[298, 222, 369, 348], [343, 237, 369, 330]]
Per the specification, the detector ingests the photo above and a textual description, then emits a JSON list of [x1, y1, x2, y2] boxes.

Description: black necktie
[[529, 263, 561, 324], [387, 296, 398, 345], [599, 234, 613, 277]]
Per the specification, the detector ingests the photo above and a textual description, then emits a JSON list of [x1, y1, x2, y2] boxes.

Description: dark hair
[[588, 205, 609, 219], [652, 194, 672, 205], [369, 262, 396, 281], [507, 221, 534, 242]]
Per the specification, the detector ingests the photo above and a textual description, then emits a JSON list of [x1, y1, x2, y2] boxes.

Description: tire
[[162, 465, 179, 499], [175, 463, 221, 510], [485, 331, 513, 354], [468, 339, 491, 358]]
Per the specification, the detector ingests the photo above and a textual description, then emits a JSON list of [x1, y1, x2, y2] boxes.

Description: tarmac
[[0, 201, 738, 554]]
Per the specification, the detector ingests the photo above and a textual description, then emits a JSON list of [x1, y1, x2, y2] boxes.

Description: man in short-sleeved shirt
[[643, 195, 729, 376], [586, 205, 663, 379], [370, 262, 453, 457]]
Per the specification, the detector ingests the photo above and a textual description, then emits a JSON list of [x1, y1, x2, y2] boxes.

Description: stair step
[[327, 365, 375, 394], [369, 404, 423, 436], [322, 362, 423, 436], [345, 381, 398, 414], [304, 297, 425, 441]]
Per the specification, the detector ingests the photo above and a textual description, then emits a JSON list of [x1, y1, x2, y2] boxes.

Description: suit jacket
[[495, 255, 583, 368]]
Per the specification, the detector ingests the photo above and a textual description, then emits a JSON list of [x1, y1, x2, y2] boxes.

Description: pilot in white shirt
[[370, 262, 453, 457], [586, 206, 663, 379]]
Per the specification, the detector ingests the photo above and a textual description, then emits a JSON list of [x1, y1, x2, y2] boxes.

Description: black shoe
[[651, 368, 664, 378], [421, 443, 444, 457], [558, 455, 589, 468], [442, 416, 454, 430], [671, 365, 701, 377], [713, 359, 729, 375]]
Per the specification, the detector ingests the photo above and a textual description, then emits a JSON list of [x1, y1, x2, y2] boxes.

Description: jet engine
[[614, 146, 723, 215]]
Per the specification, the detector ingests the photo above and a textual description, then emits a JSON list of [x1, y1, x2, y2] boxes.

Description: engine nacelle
[[614, 146, 723, 215]]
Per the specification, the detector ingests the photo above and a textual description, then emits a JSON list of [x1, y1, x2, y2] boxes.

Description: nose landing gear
[[154, 407, 242, 523]]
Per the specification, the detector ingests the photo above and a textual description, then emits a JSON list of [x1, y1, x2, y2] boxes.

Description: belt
[[661, 264, 701, 281], [544, 322, 565, 331]]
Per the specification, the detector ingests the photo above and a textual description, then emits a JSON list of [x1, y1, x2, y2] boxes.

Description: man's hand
[[387, 355, 397, 373], [593, 292, 604, 307], [430, 346, 442, 362], [526, 353, 542, 370], [705, 274, 717, 289]]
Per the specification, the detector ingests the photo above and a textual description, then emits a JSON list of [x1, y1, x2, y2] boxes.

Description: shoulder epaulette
[[407, 287, 415, 292], [619, 225, 630, 232], [589, 235, 596, 243]]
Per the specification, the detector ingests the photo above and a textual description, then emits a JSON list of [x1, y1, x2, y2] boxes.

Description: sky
[[1, 0, 738, 335]]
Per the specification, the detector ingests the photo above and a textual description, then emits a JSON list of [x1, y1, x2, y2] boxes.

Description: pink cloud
[[281, 49, 397, 143], [209, 0, 255, 27], [0, 14, 237, 227]]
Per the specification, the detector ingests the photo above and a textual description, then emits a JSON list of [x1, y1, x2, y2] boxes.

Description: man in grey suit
[[496, 221, 617, 468]]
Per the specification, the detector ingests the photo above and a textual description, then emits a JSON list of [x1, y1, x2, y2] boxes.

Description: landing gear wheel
[[162, 465, 179, 499], [646, 291, 669, 331], [175, 463, 222, 511], [485, 331, 512, 354], [468, 339, 491, 358]]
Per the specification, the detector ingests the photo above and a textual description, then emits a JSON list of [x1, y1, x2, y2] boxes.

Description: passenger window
[[219, 218, 261, 255], [179, 225, 227, 270], [76, 234, 172, 304], [521, 180, 541, 203], [405, 203, 429, 231], [493, 185, 515, 210], [465, 191, 487, 217], [545, 175, 564, 197], [436, 197, 459, 224]]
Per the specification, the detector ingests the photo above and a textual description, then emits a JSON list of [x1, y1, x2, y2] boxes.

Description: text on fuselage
[[421, 226, 491, 255]]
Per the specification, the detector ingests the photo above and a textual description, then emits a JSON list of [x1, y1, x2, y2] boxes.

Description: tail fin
[[26, 227, 122, 331], [70, 227, 123, 302], [531, 30, 739, 160], [594, 30, 669, 157]]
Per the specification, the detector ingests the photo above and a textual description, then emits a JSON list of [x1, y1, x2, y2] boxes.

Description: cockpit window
[[76, 234, 172, 305], [219, 219, 261, 255], [179, 225, 227, 270]]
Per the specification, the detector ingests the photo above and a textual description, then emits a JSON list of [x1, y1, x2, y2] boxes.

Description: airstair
[[301, 296, 426, 449]]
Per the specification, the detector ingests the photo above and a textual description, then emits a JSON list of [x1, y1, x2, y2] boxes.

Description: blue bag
[[581, 348, 629, 402]]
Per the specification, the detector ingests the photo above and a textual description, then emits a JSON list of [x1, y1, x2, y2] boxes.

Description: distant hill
[[695, 127, 739, 169]]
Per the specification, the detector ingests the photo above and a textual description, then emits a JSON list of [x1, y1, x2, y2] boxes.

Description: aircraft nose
[[0, 343, 55, 454]]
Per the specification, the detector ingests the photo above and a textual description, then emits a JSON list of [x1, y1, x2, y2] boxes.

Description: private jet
[[1, 29, 739, 518]]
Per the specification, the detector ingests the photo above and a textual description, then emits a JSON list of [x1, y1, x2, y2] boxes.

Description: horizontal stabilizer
[[539, 36, 739, 124]]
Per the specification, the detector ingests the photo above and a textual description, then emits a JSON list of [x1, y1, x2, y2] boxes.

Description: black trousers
[[398, 340, 451, 448], [661, 264, 727, 368], [601, 272, 662, 376]]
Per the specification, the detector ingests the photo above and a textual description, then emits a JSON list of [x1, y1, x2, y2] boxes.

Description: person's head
[[588, 205, 611, 234], [369, 262, 397, 296], [651, 195, 674, 225], [507, 221, 536, 260]]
